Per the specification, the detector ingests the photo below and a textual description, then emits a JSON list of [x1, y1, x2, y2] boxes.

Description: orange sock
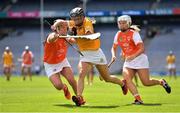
[[160, 80, 164, 86], [134, 94, 142, 101]]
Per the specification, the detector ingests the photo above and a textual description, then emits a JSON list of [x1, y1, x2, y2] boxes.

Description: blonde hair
[[54, 19, 67, 26], [130, 25, 141, 32], [53, 19, 68, 32]]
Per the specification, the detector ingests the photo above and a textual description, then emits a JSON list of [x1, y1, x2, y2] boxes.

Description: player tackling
[[53, 7, 128, 106], [43, 19, 77, 100]]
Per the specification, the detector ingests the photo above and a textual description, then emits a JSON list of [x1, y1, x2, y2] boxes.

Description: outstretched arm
[[111, 44, 118, 62], [47, 32, 59, 43]]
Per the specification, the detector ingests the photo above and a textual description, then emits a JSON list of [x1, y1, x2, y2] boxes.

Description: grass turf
[[0, 75, 180, 112]]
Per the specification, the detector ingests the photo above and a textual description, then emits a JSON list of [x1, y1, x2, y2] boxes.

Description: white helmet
[[5, 46, 10, 50], [117, 15, 132, 27], [169, 50, 173, 55], [25, 45, 29, 50]]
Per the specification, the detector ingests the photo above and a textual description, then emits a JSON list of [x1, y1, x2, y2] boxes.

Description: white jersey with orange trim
[[21, 51, 34, 65], [113, 29, 143, 57], [113, 29, 149, 69]]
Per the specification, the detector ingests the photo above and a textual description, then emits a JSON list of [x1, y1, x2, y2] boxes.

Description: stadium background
[[0, 0, 180, 75]]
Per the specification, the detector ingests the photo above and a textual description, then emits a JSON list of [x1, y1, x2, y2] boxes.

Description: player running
[[53, 7, 127, 106], [2, 46, 14, 81], [21, 46, 34, 81], [111, 15, 171, 104], [43, 19, 77, 100]]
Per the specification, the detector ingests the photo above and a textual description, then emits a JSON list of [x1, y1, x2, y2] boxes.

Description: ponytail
[[130, 25, 141, 32]]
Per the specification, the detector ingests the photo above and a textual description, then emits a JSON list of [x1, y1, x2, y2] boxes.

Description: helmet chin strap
[[75, 16, 85, 27], [121, 28, 129, 32], [76, 22, 83, 27]]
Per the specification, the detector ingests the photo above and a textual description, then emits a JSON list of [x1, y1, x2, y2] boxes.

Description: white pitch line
[[0, 112, 180, 113]]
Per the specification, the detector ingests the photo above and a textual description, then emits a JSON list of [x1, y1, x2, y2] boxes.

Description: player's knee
[[68, 77, 74, 82], [123, 75, 128, 80], [79, 71, 86, 79], [104, 79, 111, 83], [141, 81, 150, 86], [68, 78, 76, 85], [79, 75, 86, 80], [103, 77, 111, 83], [123, 76, 131, 82], [54, 83, 64, 90]]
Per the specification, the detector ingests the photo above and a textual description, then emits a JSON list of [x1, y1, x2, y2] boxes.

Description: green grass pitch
[[0, 75, 180, 112]]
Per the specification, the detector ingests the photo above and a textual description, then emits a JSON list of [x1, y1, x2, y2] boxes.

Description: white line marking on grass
[[1, 112, 180, 113]]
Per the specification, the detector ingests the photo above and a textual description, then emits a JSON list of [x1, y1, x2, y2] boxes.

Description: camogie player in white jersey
[[111, 15, 171, 104]]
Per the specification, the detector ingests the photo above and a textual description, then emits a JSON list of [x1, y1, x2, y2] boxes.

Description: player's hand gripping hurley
[[108, 58, 115, 68], [59, 32, 101, 40]]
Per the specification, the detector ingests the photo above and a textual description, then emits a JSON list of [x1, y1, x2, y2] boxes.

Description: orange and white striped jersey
[[43, 38, 67, 64], [21, 51, 34, 65], [166, 55, 176, 64], [68, 17, 100, 51], [113, 29, 143, 57], [2, 51, 13, 66]]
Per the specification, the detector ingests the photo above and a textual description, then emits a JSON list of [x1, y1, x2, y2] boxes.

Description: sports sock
[[134, 94, 142, 101]]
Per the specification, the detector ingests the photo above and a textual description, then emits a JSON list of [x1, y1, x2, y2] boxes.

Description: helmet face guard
[[117, 15, 132, 27], [70, 7, 85, 18]]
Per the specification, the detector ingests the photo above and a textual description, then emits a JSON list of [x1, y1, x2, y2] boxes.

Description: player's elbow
[[85, 31, 93, 35], [140, 47, 145, 53], [111, 46, 117, 53], [137, 43, 144, 53]]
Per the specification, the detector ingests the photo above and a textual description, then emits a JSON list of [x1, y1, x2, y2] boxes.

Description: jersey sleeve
[[46, 32, 58, 43], [133, 31, 143, 45], [166, 56, 169, 62], [11, 52, 14, 58], [113, 32, 119, 45], [30, 51, 34, 58], [84, 18, 94, 34], [173, 55, 176, 61], [2, 52, 5, 58], [21, 51, 25, 58]]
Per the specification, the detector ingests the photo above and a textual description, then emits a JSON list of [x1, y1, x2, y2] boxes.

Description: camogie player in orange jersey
[[53, 7, 127, 106], [111, 15, 171, 104], [43, 19, 77, 100]]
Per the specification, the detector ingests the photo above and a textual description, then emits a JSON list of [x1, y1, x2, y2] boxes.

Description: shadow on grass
[[54, 103, 120, 109], [124, 103, 162, 106]]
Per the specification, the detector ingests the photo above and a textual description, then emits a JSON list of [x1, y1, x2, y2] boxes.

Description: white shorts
[[44, 58, 71, 78], [22, 63, 32, 68], [167, 64, 176, 69], [80, 48, 107, 65], [3, 64, 12, 68], [123, 53, 149, 69]]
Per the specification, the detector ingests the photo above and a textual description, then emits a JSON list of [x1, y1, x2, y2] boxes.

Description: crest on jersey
[[100, 58, 104, 63], [53, 69, 57, 72], [119, 36, 123, 42]]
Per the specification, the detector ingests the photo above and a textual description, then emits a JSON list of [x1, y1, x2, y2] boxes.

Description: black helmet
[[70, 7, 84, 18]]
